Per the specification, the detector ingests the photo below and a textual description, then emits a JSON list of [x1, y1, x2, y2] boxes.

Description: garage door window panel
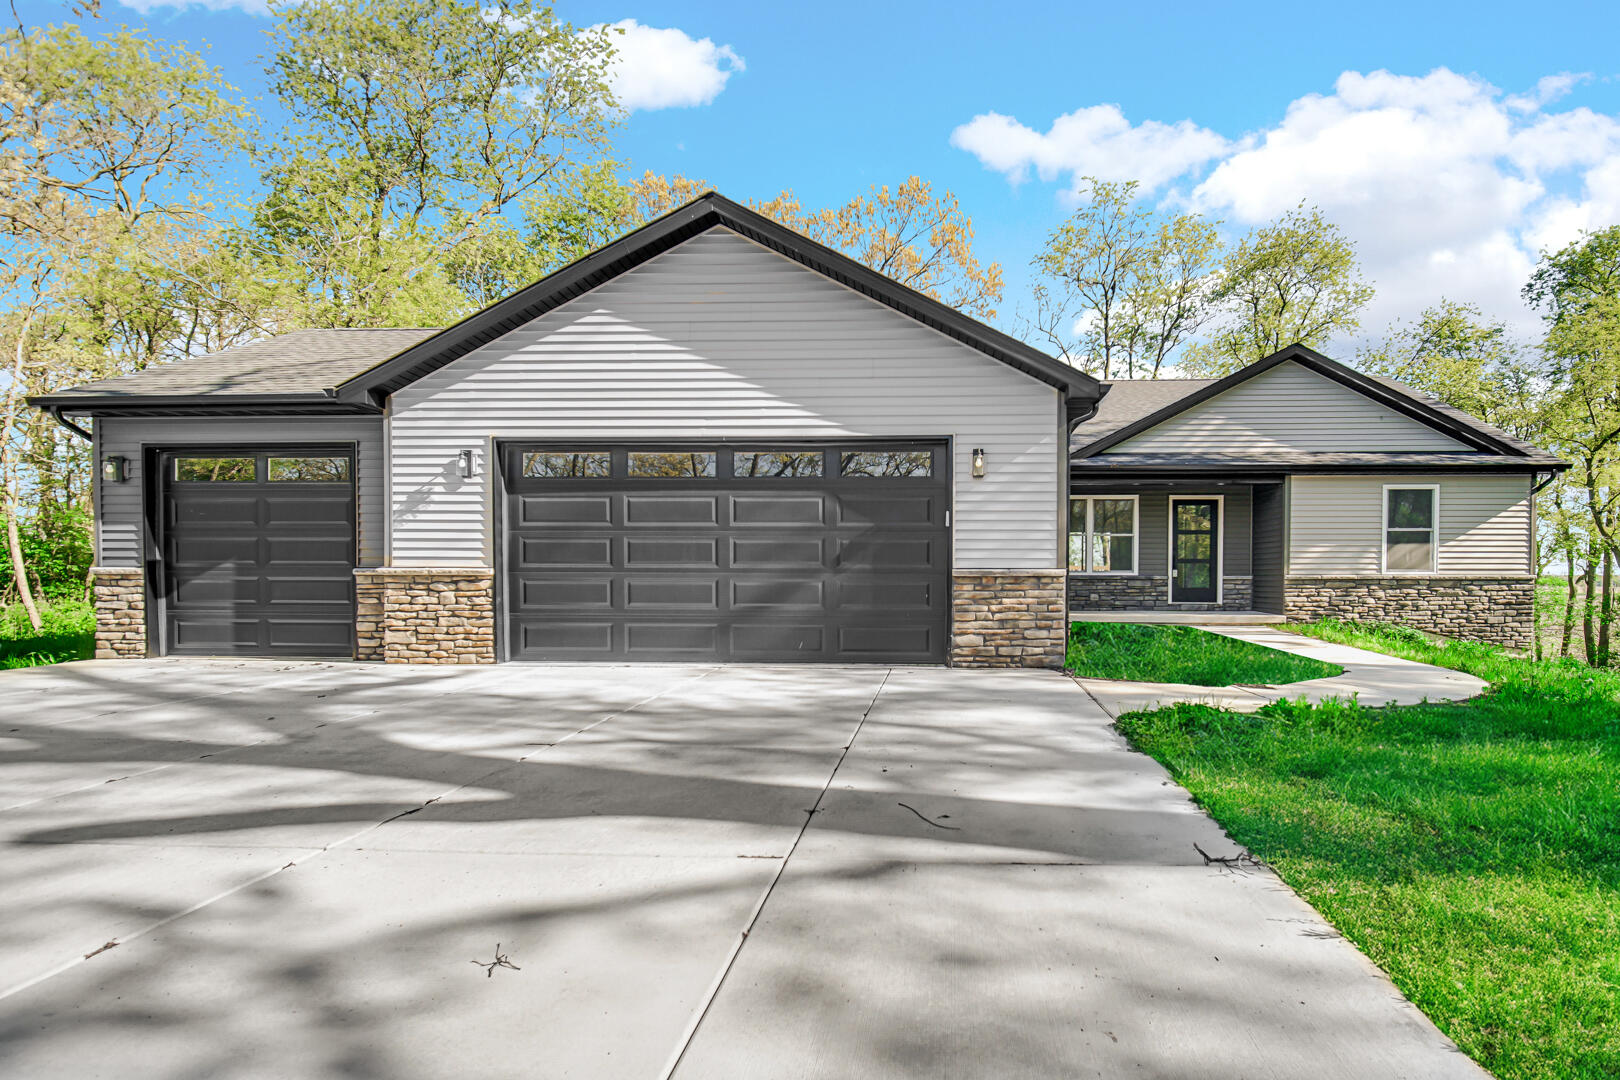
[[175, 456, 255, 482], [524, 451, 611, 478], [733, 451, 823, 477], [840, 449, 932, 477], [628, 451, 716, 478], [268, 457, 350, 482]]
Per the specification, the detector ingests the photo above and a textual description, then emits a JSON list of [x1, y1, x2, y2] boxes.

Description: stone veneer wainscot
[[355, 567, 496, 664], [1285, 576, 1534, 649], [951, 570, 1067, 669], [1067, 575, 1254, 612], [91, 566, 146, 658]]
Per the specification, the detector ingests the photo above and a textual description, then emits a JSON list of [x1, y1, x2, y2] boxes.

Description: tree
[[1357, 300, 1538, 438], [799, 177, 1002, 318], [0, 21, 244, 627], [1028, 178, 1220, 378], [246, 0, 620, 328], [1525, 228, 1620, 666], [1183, 203, 1373, 376]]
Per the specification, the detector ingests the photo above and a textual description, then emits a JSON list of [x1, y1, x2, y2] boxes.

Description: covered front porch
[[1066, 473, 1287, 620]]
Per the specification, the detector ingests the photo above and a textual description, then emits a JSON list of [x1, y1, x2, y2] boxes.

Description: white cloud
[[1506, 72, 1588, 113], [595, 19, 743, 112], [956, 68, 1620, 343], [950, 105, 1231, 194]]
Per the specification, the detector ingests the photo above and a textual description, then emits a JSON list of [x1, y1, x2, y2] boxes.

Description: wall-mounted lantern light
[[971, 448, 986, 479], [102, 455, 128, 484], [458, 449, 476, 480]]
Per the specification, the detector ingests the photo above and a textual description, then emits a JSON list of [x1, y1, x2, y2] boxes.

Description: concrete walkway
[[1076, 625, 1489, 719], [0, 660, 1487, 1079]]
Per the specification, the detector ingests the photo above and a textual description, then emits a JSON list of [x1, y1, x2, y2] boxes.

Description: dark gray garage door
[[502, 442, 950, 663], [159, 448, 357, 657]]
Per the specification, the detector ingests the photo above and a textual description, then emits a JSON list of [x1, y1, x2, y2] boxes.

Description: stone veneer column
[[950, 570, 1068, 669], [90, 566, 146, 658], [1284, 575, 1534, 649], [354, 567, 496, 664]]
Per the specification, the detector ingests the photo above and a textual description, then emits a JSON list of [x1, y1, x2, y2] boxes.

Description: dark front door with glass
[[1171, 499, 1219, 603]]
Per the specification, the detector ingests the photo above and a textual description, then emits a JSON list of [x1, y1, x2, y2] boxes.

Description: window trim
[[1381, 483, 1440, 575], [1067, 494, 1140, 575]]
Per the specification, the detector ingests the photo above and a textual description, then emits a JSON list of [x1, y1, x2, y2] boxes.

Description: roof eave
[[28, 392, 383, 417]]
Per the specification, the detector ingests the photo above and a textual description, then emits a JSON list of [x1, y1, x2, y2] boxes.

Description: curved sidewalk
[[1075, 625, 1489, 719]]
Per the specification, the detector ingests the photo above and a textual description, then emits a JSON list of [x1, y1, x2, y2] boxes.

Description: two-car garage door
[[501, 442, 950, 663]]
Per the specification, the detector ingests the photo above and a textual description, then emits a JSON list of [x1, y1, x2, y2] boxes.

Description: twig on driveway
[[898, 802, 961, 830], [471, 943, 521, 978], [1193, 842, 1265, 870]]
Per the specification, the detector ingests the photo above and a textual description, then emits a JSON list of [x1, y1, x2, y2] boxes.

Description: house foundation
[[1284, 575, 1534, 649]]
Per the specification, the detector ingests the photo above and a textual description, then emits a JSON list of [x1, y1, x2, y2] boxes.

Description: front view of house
[[33, 194, 1565, 666]]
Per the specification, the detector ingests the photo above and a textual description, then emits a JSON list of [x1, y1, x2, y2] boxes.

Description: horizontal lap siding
[[1107, 362, 1470, 453], [388, 227, 1061, 569], [94, 416, 385, 568], [1289, 474, 1531, 575]]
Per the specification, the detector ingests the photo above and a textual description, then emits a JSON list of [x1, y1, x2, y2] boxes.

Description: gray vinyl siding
[[387, 226, 1063, 569], [1252, 485, 1286, 612], [1289, 474, 1532, 576], [1070, 487, 1252, 577], [93, 416, 385, 568], [1106, 361, 1470, 454]]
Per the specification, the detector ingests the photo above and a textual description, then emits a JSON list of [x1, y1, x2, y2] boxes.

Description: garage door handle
[[945, 510, 951, 527]]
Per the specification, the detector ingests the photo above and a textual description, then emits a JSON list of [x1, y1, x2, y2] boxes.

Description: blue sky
[[36, 0, 1620, 351]]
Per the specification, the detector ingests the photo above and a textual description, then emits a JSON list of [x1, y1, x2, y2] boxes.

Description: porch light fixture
[[458, 449, 476, 480], [101, 455, 127, 484], [971, 448, 986, 478]]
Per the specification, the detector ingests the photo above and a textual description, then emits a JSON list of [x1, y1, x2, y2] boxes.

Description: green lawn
[[0, 600, 95, 669], [1115, 619, 1620, 1080], [1065, 621, 1341, 686]]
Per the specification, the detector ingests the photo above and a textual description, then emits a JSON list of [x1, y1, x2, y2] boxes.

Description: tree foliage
[[1183, 203, 1374, 376], [1027, 178, 1221, 378], [246, 0, 619, 328]]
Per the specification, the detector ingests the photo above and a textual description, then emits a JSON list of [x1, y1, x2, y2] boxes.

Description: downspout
[[45, 405, 93, 442]]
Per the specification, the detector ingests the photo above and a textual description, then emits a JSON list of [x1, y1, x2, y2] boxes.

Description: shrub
[[0, 505, 94, 603]]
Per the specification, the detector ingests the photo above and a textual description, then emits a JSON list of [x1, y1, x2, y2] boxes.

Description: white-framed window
[[1382, 485, 1439, 573], [1069, 496, 1138, 574]]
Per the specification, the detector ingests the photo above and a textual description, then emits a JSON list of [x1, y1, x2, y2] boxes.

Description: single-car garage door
[[159, 448, 357, 657], [501, 442, 950, 663]]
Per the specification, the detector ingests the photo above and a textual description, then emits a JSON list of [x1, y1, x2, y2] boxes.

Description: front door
[[1170, 499, 1219, 603]]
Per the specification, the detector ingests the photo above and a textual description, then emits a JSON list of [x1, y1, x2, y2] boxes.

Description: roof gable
[[333, 192, 1100, 407], [1073, 344, 1546, 461], [1103, 359, 1469, 454]]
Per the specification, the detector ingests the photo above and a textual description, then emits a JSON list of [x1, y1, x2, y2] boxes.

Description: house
[[31, 193, 1566, 667]]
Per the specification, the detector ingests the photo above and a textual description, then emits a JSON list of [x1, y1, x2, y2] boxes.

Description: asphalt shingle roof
[[44, 328, 441, 400]]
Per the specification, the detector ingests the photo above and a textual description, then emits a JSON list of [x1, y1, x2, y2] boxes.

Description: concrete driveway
[[0, 660, 1483, 1079]]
